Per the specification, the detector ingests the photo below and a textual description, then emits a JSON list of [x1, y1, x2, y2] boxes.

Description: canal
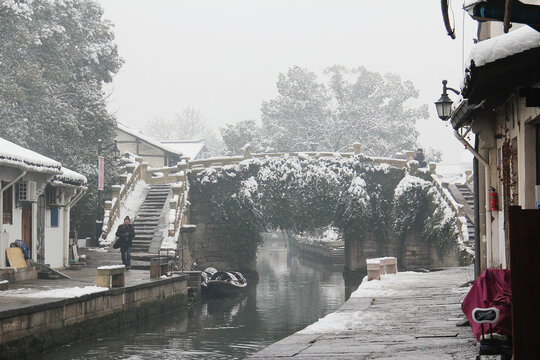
[[42, 236, 362, 359]]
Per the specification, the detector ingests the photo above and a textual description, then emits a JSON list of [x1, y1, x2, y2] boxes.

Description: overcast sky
[[97, 0, 476, 164]]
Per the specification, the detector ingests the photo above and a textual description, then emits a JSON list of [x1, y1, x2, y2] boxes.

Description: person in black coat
[[115, 216, 135, 269], [414, 148, 427, 168]]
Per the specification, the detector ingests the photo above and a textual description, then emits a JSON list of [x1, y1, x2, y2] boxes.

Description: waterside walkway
[[250, 266, 477, 360]]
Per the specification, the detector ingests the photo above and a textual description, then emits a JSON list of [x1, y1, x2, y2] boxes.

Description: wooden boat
[[200, 267, 217, 296], [204, 270, 247, 298]]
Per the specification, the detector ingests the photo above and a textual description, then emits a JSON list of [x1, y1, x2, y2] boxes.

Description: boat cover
[[461, 269, 512, 341]]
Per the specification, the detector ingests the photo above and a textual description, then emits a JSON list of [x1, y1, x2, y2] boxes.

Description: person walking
[[115, 216, 135, 269]]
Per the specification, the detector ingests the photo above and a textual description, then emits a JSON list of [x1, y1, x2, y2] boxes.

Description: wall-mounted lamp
[[434, 80, 460, 121]]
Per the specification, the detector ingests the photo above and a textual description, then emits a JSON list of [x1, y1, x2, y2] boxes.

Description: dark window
[[50, 207, 59, 228], [2, 183, 13, 224], [45, 186, 58, 206]]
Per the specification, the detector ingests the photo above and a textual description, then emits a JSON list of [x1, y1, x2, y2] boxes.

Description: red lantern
[[489, 187, 498, 212]]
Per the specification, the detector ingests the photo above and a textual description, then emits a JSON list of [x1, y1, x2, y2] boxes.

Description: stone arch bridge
[[100, 145, 467, 273]]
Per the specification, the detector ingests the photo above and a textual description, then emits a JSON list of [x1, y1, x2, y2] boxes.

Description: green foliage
[[189, 156, 404, 259], [392, 175, 460, 258], [0, 0, 123, 235], [190, 157, 460, 263], [220, 120, 263, 156]]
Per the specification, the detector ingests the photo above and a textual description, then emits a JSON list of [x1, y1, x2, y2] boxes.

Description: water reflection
[[42, 237, 362, 359]]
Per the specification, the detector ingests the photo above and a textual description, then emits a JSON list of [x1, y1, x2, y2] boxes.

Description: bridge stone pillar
[[344, 236, 362, 272]]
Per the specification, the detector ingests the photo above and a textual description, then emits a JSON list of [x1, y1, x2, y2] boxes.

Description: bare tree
[[143, 106, 223, 155]]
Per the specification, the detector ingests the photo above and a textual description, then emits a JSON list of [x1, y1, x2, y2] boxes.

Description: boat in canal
[[201, 268, 247, 298]]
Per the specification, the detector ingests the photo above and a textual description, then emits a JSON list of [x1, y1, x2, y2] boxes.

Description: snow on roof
[[468, 26, 540, 68], [160, 140, 207, 160], [0, 137, 62, 174], [117, 122, 182, 156], [54, 167, 87, 186]]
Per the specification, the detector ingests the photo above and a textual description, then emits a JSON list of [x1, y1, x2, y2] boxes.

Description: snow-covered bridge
[[99, 145, 472, 273]]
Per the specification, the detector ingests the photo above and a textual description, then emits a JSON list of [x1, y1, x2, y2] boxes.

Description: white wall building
[[0, 138, 86, 269], [448, 2, 540, 271]]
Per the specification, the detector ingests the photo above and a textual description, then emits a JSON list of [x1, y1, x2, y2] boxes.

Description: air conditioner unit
[[18, 181, 37, 202]]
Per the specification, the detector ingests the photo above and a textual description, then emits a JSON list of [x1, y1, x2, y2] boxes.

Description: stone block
[[367, 263, 381, 281], [96, 267, 125, 288], [382, 257, 398, 274]]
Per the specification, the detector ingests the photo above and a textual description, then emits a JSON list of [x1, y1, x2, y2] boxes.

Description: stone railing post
[[465, 169, 473, 184], [140, 162, 149, 183], [429, 162, 437, 173], [111, 184, 121, 199], [405, 151, 415, 162], [353, 142, 362, 155], [243, 144, 252, 159]]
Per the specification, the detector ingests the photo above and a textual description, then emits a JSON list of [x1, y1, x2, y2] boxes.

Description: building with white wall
[[0, 138, 86, 269], [116, 122, 183, 167]]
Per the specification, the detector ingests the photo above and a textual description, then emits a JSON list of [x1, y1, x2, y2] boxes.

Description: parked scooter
[[472, 307, 512, 360]]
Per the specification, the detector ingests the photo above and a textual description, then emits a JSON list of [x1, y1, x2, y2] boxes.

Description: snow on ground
[[298, 270, 471, 335], [85, 247, 108, 252], [350, 272, 434, 298], [97, 265, 125, 270], [100, 180, 148, 246], [298, 308, 385, 334], [0, 286, 108, 298]]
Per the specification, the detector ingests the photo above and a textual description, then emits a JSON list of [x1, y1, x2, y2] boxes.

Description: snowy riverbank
[[249, 266, 477, 359]]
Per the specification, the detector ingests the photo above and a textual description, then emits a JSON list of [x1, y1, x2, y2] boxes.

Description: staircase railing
[[100, 157, 146, 242], [431, 174, 470, 251]]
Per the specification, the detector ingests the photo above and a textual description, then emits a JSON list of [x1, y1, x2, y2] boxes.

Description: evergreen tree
[[0, 0, 123, 235]]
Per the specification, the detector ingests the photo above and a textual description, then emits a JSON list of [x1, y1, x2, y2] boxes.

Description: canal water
[[42, 236, 362, 359]]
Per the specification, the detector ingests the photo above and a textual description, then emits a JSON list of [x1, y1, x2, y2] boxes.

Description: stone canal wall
[[0, 275, 188, 359], [287, 237, 344, 264]]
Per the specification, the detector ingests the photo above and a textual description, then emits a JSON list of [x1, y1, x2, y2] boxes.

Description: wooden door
[[509, 206, 540, 359], [21, 204, 32, 253]]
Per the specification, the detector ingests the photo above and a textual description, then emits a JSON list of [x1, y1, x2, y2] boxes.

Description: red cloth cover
[[461, 269, 512, 341]]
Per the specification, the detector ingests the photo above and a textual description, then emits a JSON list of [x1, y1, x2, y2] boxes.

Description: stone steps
[[131, 184, 171, 253]]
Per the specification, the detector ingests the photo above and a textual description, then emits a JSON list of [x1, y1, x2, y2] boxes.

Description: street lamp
[[435, 80, 460, 121], [95, 139, 120, 243]]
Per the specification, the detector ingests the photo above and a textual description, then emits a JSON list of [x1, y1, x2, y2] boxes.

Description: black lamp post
[[435, 80, 460, 121], [95, 139, 120, 244]]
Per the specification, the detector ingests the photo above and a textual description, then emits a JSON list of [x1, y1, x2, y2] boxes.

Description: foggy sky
[[97, 0, 476, 163]]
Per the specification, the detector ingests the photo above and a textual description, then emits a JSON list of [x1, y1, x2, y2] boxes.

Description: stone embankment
[[0, 249, 194, 359], [288, 237, 344, 264]]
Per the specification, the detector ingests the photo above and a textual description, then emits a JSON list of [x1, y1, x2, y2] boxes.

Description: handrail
[[100, 159, 143, 241]]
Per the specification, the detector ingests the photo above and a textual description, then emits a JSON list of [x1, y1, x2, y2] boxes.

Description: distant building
[[160, 140, 208, 161], [116, 122, 208, 167], [116, 122, 183, 167], [0, 138, 86, 269]]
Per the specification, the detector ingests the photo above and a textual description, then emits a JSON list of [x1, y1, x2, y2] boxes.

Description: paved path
[[0, 248, 154, 314], [249, 266, 477, 359]]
